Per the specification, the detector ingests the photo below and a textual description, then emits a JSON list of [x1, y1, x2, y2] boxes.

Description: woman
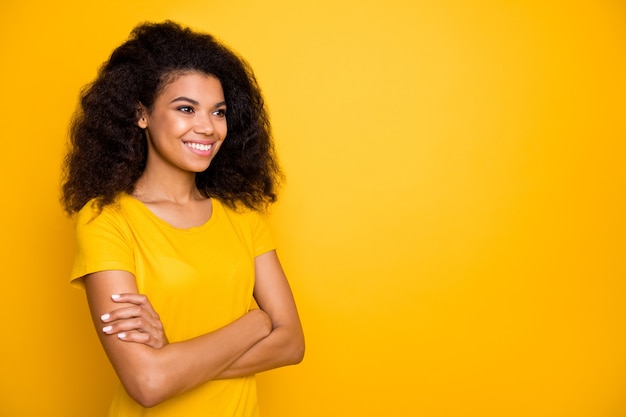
[[62, 21, 304, 416]]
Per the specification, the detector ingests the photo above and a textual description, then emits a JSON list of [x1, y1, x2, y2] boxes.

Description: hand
[[101, 293, 169, 348], [248, 308, 273, 335]]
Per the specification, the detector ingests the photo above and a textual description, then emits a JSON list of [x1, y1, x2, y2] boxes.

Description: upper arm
[[253, 251, 304, 338], [82, 270, 157, 400], [84, 268, 276, 404]]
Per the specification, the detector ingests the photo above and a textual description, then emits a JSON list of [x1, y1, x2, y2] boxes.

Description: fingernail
[[111, 294, 121, 300], [101, 313, 110, 321], [102, 326, 112, 333], [118, 333, 126, 339]]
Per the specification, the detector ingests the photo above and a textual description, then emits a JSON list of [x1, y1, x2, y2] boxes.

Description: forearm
[[84, 270, 272, 407], [124, 309, 270, 406], [213, 250, 306, 379], [216, 321, 305, 379]]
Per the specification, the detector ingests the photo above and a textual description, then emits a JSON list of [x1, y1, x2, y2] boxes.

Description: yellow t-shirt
[[71, 194, 275, 417]]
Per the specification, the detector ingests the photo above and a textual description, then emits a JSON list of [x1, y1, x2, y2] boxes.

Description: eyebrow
[[169, 96, 226, 108]]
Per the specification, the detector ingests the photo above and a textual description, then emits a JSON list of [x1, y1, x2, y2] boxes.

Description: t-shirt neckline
[[122, 193, 219, 232]]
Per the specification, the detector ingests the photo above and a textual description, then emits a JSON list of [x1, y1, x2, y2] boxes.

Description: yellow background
[[1, 0, 625, 416]]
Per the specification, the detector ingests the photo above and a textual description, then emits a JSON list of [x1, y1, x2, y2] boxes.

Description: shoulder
[[75, 194, 137, 233], [217, 199, 269, 228], [216, 199, 275, 254]]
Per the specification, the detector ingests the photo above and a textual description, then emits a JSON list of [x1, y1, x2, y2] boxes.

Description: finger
[[101, 293, 168, 349], [102, 305, 149, 321], [110, 293, 161, 320], [101, 306, 164, 333], [113, 329, 167, 349], [102, 316, 166, 344], [102, 317, 155, 335], [116, 331, 160, 348]]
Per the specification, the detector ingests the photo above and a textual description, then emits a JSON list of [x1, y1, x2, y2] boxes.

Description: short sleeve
[[70, 201, 135, 289], [251, 211, 276, 257]]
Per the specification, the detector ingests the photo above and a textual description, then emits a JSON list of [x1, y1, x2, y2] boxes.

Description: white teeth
[[186, 142, 212, 151]]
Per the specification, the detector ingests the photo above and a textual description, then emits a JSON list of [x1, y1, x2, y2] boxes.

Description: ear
[[136, 104, 148, 129]]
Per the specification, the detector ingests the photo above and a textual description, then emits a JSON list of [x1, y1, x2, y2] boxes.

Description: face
[[138, 72, 227, 176]]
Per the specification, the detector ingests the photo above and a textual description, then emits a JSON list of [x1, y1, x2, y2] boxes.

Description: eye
[[212, 108, 227, 118], [177, 106, 195, 114]]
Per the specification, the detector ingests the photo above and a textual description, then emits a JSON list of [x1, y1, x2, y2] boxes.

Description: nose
[[194, 112, 215, 135]]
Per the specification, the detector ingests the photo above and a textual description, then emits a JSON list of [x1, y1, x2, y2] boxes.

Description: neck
[[133, 168, 203, 204]]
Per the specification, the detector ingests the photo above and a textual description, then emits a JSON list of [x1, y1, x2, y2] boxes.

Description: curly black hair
[[61, 20, 282, 215]]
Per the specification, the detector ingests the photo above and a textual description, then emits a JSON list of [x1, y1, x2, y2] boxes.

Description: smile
[[185, 142, 213, 151]]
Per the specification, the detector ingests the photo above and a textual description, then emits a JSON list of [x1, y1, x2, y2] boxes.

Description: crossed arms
[[83, 250, 305, 408]]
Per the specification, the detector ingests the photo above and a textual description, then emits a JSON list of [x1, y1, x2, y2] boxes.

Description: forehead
[[157, 71, 224, 100]]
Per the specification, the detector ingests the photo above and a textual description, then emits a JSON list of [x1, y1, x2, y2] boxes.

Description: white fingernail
[[101, 313, 110, 321], [102, 326, 112, 333], [111, 294, 121, 300], [118, 333, 126, 339]]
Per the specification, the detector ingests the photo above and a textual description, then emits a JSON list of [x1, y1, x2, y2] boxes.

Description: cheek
[[153, 117, 188, 137]]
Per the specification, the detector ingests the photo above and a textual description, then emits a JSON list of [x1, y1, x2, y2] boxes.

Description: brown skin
[[85, 270, 273, 407], [96, 250, 305, 381], [83, 72, 304, 408]]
